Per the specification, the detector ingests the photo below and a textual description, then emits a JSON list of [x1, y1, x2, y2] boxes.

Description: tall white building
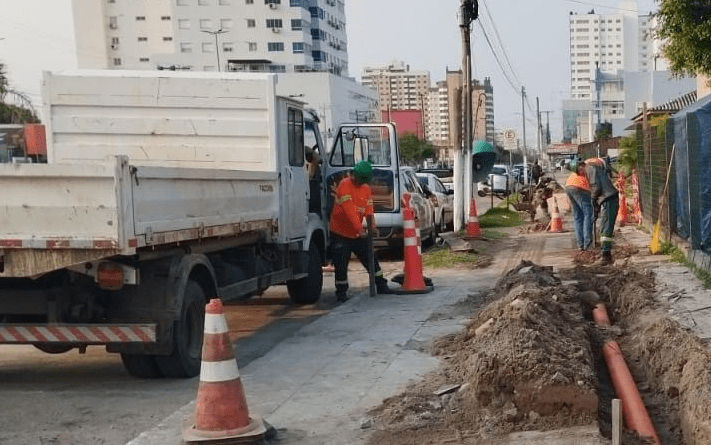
[[72, 0, 348, 76], [568, 0, 651, 101]]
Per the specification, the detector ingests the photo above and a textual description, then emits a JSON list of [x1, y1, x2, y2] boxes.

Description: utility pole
[[202, 28, 229, 72], [521, 87, 528, 186], [536, 97, 542, 164], [542, 110, 552, 145], [455, 0, 478, 232]]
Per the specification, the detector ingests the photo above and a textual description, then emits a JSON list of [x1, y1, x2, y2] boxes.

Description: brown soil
[[366, 256, 711, 444]]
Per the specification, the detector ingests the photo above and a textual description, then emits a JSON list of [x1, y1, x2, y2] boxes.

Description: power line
[[563, 0, 642, 13]]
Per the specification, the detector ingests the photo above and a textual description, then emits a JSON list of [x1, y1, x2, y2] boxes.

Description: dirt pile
[[367, 261, 600, 444]]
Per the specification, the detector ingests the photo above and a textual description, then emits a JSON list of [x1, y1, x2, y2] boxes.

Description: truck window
[[288, 108, 304, 167], [329, 126, 392, 167]]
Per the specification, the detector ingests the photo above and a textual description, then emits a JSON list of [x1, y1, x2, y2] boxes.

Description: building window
[[202, 42, 215, 52], [268, 42, 284, 51], [247, 19, 256, 27], [200, 19, 213, 30], [109, 16, 118, 29], [199, 0, 210, 5], [291, 19, 304, 30], [138, 37, 148, 42], [178, 19, 190, 29], [113, 58, 122, 66], [161, 16, 171, 20], [219, 0, 231, 4], [108, 0, 115, 3], [163, 37, 173, 41], [140, 57, 149, 62], [136, 16, 146, 21], [248, 41, 257, 51], [221, 19, 233, 29], [177, 0, 189, 5], [246, 0, 253, 4], [265, 0, 281, 4], [181, 43, 192, 53], [266, 19, 283, 28], [223, 42, 234, 52], [293, 42, 304, 53]]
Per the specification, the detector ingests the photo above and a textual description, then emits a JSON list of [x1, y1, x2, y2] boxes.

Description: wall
[[381, 109, 424, 140]]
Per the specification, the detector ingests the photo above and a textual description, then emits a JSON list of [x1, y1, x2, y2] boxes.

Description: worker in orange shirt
[[565, 159, 594, 251], [330, 160, 394, 302]]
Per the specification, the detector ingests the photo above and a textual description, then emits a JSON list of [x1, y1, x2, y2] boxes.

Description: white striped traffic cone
[[183, 298, 266, 444]]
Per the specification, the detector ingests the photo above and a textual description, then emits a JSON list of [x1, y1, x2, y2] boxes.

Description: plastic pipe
[[594, 304, 661, 444]]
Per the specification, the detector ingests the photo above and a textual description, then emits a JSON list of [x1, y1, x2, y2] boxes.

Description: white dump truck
[[0, 70, 404, 378]]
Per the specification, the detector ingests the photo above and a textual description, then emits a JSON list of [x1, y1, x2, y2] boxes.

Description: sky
[[1, 0, 657, 142]]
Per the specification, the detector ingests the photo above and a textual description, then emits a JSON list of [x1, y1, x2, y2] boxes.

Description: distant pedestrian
[[584, 157, 619, 265], [531, 160, 543, 184], [565, 159, 593, 251], [329, 161, 394, 302]]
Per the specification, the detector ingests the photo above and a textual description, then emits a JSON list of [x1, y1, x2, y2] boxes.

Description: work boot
[[376, 278, 396, 295], [597, 252, 613, 266]]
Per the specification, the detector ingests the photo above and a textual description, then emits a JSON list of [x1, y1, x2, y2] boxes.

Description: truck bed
[[0, 158, 278, 277]]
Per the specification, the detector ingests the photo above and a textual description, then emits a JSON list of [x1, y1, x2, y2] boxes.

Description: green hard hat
[[353, 160, 373, 183]]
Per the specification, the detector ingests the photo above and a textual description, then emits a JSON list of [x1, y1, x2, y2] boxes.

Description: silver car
[[417, 172, 454, 232]]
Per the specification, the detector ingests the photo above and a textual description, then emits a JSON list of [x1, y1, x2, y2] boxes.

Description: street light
[[201, 28, 229, 72]]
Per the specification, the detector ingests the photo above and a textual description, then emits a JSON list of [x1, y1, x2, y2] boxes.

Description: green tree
[[617, 134, 638, 175], [656, 0, 711, 77], [398, 133, 436, 166], [0, 61, 39, 124]]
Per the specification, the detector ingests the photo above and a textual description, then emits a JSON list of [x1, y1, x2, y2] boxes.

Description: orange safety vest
[[585, 157, 605, 167], [329, 176, 374, 238], [566, 172, 591, 192]]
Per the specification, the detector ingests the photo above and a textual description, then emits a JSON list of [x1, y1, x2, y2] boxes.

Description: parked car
[[477, 164, 517, 197], [372, 166, 436, 248], [417, 172, 454, 232], [512, 163, 532, 184]]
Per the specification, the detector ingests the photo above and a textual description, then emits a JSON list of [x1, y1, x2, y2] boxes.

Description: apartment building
[[72, 0, 348, 75]]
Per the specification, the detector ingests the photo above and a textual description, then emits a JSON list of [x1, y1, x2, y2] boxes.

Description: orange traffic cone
[[465, 199, 482, 239], [398, 194, 432, 294], [549, 196, 564, 233], [183, 298, 266, 444]]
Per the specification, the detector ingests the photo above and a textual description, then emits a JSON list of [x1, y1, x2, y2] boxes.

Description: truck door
[[280, 107, 309, 241], [325, 123, 400, 223]]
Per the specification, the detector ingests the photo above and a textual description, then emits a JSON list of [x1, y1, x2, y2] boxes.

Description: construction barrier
[[616, 172, 628, 227]]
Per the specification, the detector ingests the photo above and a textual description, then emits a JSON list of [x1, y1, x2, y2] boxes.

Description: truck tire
[[156, 280, 206, 378], [33, 344, 74, 354], [121, 354, 163, 378], [287, 242, 322, 304]]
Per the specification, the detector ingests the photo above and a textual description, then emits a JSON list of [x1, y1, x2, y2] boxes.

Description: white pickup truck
[[0, 70, 404, 378]]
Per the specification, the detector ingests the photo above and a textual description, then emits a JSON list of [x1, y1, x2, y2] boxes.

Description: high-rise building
[[568, 1, 651, 101], [72, 0, 348, 76], [361, 60, 431, 113]]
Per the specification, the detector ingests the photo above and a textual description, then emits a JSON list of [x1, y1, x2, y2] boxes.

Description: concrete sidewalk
[[128, 266, 501, 445]]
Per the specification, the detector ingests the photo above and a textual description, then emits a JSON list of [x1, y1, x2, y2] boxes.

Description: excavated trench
[[366, 261, 711, 445]]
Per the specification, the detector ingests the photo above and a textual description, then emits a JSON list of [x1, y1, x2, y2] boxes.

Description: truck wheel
[[121, 354, 163, 378], [287, 242, 322, 304], [156, 280, 206, 378]]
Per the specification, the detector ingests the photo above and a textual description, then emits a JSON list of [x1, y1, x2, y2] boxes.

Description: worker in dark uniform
[[585, 157, 619, 265], [330, 161, 394, 302]]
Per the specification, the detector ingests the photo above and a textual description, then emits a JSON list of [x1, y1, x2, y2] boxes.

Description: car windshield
[[491, 167, 506, 175]]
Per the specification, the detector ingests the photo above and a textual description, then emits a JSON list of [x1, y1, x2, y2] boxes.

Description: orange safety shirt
[[565, 172, 591, 192], [329, 176, 374, 239]]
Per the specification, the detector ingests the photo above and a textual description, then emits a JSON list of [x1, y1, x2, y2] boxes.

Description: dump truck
[[0, 70, 403, 378]]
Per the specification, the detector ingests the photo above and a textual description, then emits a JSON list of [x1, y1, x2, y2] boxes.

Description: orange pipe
[[592, 302, 611, 326], [594, 304, 661, 444]]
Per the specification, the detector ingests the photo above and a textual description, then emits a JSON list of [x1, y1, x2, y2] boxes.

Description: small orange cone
[[465, 199, 482, 239], [184, 298, 266, 444], [398, 194, 432, 294], [549, 196, 564, 233]]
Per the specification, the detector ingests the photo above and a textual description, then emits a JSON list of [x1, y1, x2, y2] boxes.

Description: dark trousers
[[331, 233, 386, 296], [599, 195, 619, 253]]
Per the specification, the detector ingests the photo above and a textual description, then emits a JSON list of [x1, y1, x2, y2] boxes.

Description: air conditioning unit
[[268, 2, 277, 9], [271, 27, 280, 33]]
